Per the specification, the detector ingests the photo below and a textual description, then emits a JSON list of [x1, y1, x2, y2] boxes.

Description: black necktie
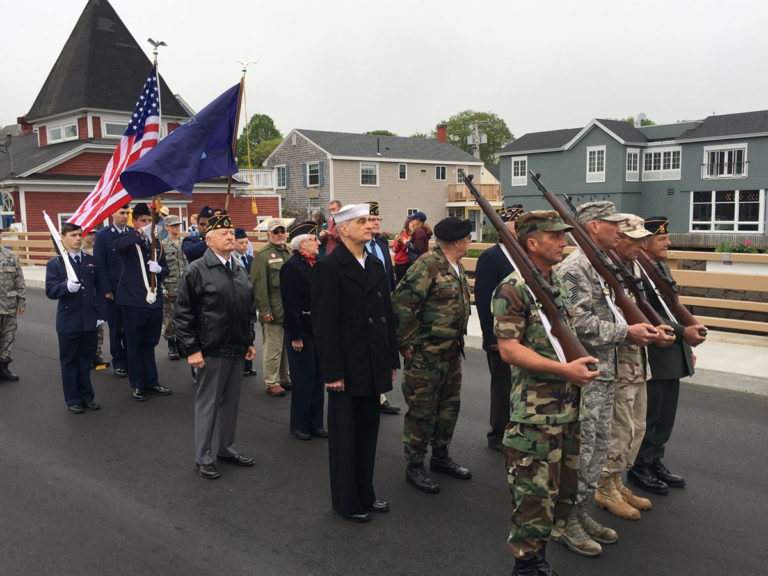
[[225, 260, 231, 272], [241, 256, 247, 268], [74, 255, 81, 266]]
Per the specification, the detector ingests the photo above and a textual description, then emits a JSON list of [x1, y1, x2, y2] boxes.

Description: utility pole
[[465, 120, 488, 159]]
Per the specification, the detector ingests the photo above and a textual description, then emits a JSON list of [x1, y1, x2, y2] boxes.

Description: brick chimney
[[436, 124, 447, 143], [16, 115, 33, 137]]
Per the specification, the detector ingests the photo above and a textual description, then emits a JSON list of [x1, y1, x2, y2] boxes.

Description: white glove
[[67, 279, 81, 293], [96, 319, 105, 328], [148, 260, 162, 274], [141, 223, 153, 238]]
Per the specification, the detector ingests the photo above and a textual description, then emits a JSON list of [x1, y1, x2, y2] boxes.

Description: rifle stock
[[529, 171, 650, 326], [463, 174, 594, 369]]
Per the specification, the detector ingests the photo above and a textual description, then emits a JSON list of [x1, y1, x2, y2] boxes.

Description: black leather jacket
[[175, 248, 255, 357]]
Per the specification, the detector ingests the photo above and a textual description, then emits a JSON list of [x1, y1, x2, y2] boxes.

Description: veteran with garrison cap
[[392, 216, 472, 494], [251, 218, 292, 397], [555, 201, 658, 557], [175, 213, 257, 480], [492, 210, 598, 576]]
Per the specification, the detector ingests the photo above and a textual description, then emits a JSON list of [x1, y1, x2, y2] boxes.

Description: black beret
[[644, 216, 670, 235], [434, 216, 472, 241], [131, 203, 151, 217], [288, 221, 319, 241], [234, 227, 247, 240], [199, 205, 214, 219]]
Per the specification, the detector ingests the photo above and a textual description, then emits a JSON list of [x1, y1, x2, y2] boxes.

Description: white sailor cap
[[332, 204, 371, 224]]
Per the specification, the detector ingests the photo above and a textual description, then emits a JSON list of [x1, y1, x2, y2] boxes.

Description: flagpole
[[147, 38, 167, 297], [225, 72, 247, 212]]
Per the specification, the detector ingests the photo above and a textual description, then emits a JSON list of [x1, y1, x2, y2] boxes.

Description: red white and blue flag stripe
[[69, 66, 160, 233]]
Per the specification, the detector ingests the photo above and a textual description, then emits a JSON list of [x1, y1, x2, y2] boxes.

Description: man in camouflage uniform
[[556, 201, 658, 556], [161, 215, 187, 360], [251, 219, 291, 396], [492, 211, 598, 576], [0, 246, 24, 381], [595, 214, 674, 520], [391, 216, 472, 494]]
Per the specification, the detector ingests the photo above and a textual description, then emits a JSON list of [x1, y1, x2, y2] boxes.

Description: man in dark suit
[[629, 216, 707, 494], [114, 203, 172, 401], [94, 204, 132, 377], [365, 201, 400, 415], [312, 203, 400, 523], [474, 205, 523, 452], [234, 227, 256, 377], [46, 222, 106, 413]]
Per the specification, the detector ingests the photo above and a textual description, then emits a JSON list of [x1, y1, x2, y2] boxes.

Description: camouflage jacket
[[250, 241, 291, 323], [0, 248, 25, 314], [391, 246, 470, 356], [557, 248, 628, 381], [161, 237, 188, 297], [493, 270, 580, 425]]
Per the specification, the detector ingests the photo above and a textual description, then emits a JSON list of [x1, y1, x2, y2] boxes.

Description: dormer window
[[48, 122, 78, 143]]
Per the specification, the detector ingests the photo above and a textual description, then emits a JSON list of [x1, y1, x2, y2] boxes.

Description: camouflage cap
[[516, 210, 573, 238], [164, 215, 181, 226], [575, 201, 627, 225], [618, 214, 652, 239]]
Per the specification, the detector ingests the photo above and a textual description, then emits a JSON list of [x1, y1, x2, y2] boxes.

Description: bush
[[715, 240, 760, 253]]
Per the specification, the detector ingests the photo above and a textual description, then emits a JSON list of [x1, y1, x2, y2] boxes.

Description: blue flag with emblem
[[120, 83, 241, 197]]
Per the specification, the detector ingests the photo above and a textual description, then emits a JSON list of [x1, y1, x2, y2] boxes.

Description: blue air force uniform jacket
[[94, 224, 133, 294], [45, 253, 106, 333], [114, 231, 168, 309]]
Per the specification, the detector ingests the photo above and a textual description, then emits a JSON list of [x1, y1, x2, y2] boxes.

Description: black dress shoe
[[652, 459, 686, 487], [430, 448, 472, 480], [628, 466, 670, 494], [487, 435, 504, 453], [198, 464, 221, 479], [310, 428, 329, 438], [216, 453, 255, 467], [368, 499, 390, 513], [247, 368, 258, 376], [342, 511, 371, 523], [512, 555, 540, 576], [291, 428, 311, 441], [68, 404, 85, 414], [379, 400, 401, 414], [91, 356, 109, 369], [148, 385, 172, 395], [406, 463, 440, 494], [114, 368, 127, 378], [85, 401, 101, 411], [132, 388, 147, 402]]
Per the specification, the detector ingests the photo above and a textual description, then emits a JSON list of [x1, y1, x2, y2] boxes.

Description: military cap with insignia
[[575, 201, 627, 225], [234, 227, 248, 240], [368, 201, 380, 216], [500, 204, 524, 223], [131, 203, 151, 217], [206, 214, 233, 231], [644, 216, 670, 235], [516, 210, 573, 238], [288, 221, 319, 241], [434, 216, 473, 241]]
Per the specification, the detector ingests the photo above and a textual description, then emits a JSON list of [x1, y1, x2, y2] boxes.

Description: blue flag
[[121, 83, 241, 197]]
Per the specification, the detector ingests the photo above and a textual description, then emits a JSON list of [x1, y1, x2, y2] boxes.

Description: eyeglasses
[[271, 228, 287, 234]]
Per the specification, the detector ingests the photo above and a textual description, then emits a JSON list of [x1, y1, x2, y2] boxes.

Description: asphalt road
[[2, 288, 767, 576]]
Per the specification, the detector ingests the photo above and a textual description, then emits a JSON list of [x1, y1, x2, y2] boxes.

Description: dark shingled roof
[[594, 119, 648, 143], [677, 110, 768, 140], [637, 121, 702, 141], [296, 129, 480, 163], [497, 128, 581, 155], [26, 0, 186, 122]]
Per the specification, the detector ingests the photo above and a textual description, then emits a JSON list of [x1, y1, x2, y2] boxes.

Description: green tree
[[366, 129, 397, 136], [410, 131, 429, 139], [251, 138, 282, 169], [623, 116, 656, 127], [236, 114, 282, 168], [435, 110, 514, 165]]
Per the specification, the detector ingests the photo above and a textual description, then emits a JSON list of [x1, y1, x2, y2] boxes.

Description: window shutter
[[285, 166, 290, 189], [318, 162, 324, 187], [302, 163, 307, 188]]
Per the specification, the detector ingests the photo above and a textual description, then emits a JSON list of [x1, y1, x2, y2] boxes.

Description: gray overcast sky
[[3, 0, 768, 142]]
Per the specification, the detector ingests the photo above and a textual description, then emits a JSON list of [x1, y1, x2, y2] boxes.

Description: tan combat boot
[[553, 507, 602, 557], [595, 472, 641, 520], [615, 472, 652, 511], [576, 501, 619, 544]]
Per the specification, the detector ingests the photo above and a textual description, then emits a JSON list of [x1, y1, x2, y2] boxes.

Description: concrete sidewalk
[[23, 264, 768, 395]]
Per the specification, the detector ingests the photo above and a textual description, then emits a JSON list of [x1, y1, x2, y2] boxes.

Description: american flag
[[69, 66, 161, 233]]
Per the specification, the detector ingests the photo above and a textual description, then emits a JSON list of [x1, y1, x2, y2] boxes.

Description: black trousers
[[106, 298, 126, 370], [635, 377, 680, 468], [122, 306, 162, 390], [285, 334, 325, 434], [327, 392, 380, 515], [58, 330, 97, 407], [486, 350, 512, 437]]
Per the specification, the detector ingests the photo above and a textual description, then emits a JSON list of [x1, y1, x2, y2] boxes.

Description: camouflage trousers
[[576, 378, 614, 503], [0, 313, 17, 363], [402, 350, 462, 463], [162, 294, 177, 340], [603, 380, 647, 474], [505, 420, 580, 557]]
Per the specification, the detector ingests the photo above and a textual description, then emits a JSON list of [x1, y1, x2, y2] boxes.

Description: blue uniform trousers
[[58, 330, 97, 406], [285, 334, 325, 434], [106, 298, 126, 370], [122, 306, 162, 390]]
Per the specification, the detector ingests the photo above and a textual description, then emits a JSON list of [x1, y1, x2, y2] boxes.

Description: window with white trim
[[703, 144, 747, 178], [511, 157, 527, 186], [586, 146, 606, 183], [435, 166, 447, 180], [407, 208, 420, 217], [690, 189, 764, 232], [457, 167, 466, 184], [276, 165, 287, 189], [398, 163, 407, 180], [360, 162, 378, 186], [48, 122, 78, 143], [307, 162, 320, 187], [104, 122, 125, 137], [626, 149, 639, 182], [642, 147, 681, 181]]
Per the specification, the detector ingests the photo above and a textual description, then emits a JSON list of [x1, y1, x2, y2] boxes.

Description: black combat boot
[[0, 362, 19, 381], [405, 463, 440, 494], [535, 543, 560, 576], [628, 466, 669, 495], [511, 555, 539, 576], [430, 446, 471, 479], [167, 339, 180, 361], [652, 459, 686, 488]]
